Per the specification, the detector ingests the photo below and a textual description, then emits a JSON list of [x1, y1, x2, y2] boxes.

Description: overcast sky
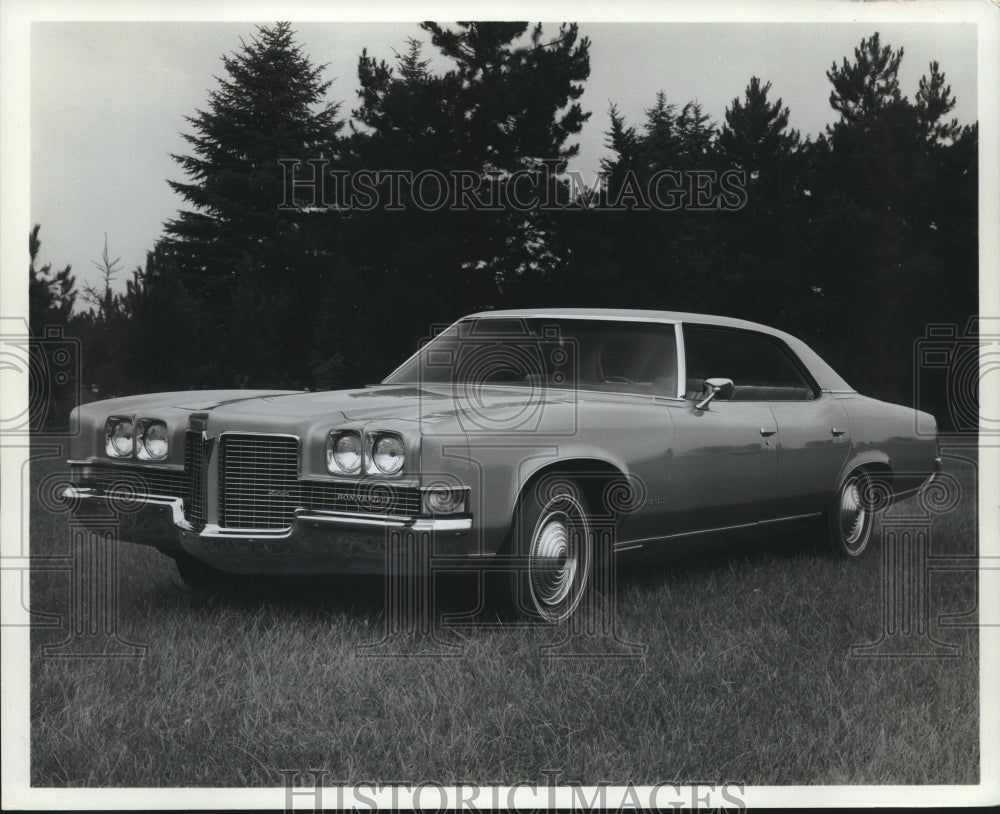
[[25, 15, 979, 301]]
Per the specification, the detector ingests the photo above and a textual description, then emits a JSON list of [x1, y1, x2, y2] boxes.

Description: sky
[[21, 11, 982, 304]]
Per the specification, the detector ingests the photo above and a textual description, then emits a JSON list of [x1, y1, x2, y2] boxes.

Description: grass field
[[28, 443, 980, 787]]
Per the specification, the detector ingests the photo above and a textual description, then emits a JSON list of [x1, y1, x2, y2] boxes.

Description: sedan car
[[64, 309, 940, 621]]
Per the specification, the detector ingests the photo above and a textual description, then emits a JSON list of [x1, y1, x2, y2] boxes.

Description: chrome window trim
[[383, 314, 685, 398], [674, 321, 686, 400], [470, 313, 681, 324], [677, 322, 825, 402]]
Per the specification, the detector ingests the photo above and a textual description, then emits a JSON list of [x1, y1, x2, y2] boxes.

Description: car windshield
[[384, 317, 678, 396]]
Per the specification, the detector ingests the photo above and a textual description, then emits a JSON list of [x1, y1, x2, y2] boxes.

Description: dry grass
[[29, 443, 979, 786]]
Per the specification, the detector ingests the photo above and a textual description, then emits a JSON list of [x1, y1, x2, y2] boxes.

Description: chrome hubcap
[[528, 510, 578, 609], [839, 477, 868, 549]]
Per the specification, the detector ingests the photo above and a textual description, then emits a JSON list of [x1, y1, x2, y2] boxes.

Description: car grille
[[184, 430, 207, 530], [87, 432, 422, 531], [218, 433, 300, 530], [301, 480, 421, 516], [90, 464, 188, 500]]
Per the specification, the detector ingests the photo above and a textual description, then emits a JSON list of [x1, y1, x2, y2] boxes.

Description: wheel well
[[844, 461, 894, 512], [859, 461, 893, 490], [517, 459, 629, 520], [495, 459, 627, 557]]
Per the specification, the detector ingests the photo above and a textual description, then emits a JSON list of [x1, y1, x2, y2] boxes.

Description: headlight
[[137, 420, 168, 460], [369, 433, 405, 475], [105, 417, 134, 457], [327, 431, 362, 474]]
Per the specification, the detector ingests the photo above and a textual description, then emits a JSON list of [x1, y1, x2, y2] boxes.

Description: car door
[[680, 324, 852, 522], [768, 394, 852, 517], [621, 323, 779, 550], [662, 398, 778, 533]]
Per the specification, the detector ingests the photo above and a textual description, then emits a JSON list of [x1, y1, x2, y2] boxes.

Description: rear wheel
[[504, 478, 593, 622], [827, 468, 879, 557]]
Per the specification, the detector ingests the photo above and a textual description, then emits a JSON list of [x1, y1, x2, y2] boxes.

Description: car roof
[[463, 308, 854, 392]]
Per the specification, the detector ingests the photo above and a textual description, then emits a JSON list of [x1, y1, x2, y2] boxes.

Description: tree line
[[29, 22, 977, 425]]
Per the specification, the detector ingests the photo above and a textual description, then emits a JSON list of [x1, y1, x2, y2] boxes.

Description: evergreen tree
[[804, 33, 976, 406], [915, 60, 961, 144], [719, 77, 799, 178], [714, 77, 808, 326], [28, 224, 76, 335], [161, 22, 344, 384], [584, 93, 725, 312], [826, 33, 904, 126], [347, 23, 592, 362]]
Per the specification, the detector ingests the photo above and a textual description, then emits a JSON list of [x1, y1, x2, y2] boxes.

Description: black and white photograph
[[2, 0, 997, 809]]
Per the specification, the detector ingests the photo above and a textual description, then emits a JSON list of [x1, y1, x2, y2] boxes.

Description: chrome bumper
[[63, 487, 473, 575]]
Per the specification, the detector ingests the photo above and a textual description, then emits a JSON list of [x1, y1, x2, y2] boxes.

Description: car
[[63, 308, 941, 621]]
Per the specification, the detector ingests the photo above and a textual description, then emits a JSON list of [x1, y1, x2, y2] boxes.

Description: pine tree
[[826, 33, 904, 126], [719, 77, 799, 178], [28, 224, 76, 335], [162, 22, 344, 310], [347, 23, 592, 362], [915, 61, 961, 144], [417, 22, 591, 168], [805, 33, 976, 405], [160, 22, 345, 386]]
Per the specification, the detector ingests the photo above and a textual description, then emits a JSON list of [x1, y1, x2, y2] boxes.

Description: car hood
[[202, 384, 572, 425], [75, 384, 584, 441]]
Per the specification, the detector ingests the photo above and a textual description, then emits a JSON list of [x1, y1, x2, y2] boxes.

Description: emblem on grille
[[334, 492, 392, 506], [267, 489, 292, 498]]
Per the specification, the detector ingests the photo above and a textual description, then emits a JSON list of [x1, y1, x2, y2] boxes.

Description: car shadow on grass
[[158, 529, 824, 630]]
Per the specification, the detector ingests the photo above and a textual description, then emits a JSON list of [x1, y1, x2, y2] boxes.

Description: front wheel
[[827, 468, 879, 557], [504, 478, 594, 622]]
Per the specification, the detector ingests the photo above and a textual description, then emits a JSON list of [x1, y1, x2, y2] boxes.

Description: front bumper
[[63, 487, 473, 575]]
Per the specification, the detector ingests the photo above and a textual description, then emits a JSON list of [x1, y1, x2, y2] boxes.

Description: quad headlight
[[137, 420, 169, 460], [368, 433, 405, 476], [105, 417, 135, 457], [326, 430, 407, 477], [106, 416, 169, 459], [326, 431, 362, 475]]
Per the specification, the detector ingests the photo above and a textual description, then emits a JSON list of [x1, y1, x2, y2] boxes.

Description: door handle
[[759, 427, 776, 437], [831, 427, 847, 437]]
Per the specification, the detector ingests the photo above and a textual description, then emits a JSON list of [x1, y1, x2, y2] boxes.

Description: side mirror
[[695, 377, 734, 410]]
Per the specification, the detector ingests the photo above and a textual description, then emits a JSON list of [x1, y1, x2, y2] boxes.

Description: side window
[[683, 325, 817, 401]]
